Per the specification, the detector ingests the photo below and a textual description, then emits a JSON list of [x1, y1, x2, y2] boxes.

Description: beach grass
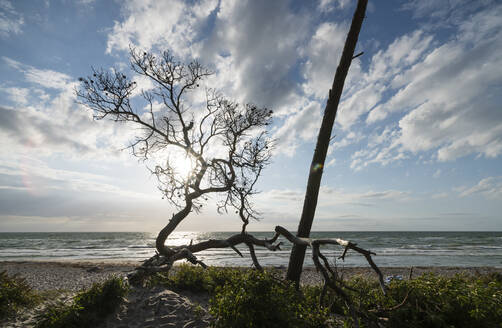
[[34, 276, 128, 328], [0, 270, 40, 320]]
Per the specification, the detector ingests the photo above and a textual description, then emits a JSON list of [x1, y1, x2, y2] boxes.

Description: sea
[[0, 231, 501, 268]]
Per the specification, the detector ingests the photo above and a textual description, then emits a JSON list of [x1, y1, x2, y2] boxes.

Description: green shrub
[[148, 264, 243, 293], [387, 273, 502, 328], [335, 273, 502, 328], [209, 270, 329, 328], [35, 276, 128, 328], [0, 270, 39, 319], [149, 265, 329, 328]]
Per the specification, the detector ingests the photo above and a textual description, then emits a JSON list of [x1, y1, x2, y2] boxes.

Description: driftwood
[[130, 226, 383, 282], [128, 224, 386, 326]]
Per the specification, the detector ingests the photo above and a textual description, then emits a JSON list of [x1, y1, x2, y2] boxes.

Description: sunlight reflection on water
[[0, 231, 501, 267]]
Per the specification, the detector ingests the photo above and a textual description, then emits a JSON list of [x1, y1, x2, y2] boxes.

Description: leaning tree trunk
[[286, 0, 368, 286], [155, 201, 193, 257]]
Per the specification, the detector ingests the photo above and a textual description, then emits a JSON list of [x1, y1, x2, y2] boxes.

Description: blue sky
[[0, 0, 501, 232]]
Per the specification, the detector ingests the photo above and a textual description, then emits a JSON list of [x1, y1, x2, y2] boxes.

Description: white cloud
[[2, 87, 29, 105], [106, 0, 218, 57], [0, 58, 143, 160], [342, 4, 502, 169], [318, 0, 351, 13], [263, 186, 411, 204], [196, 0, 310, 112], [107, 0, 318, 156], [458, 176, 502, 199], [272, 100, 322, 156], [25, 68, 74, 90], [395, 16, 502, 160], [323, 29, 434, 131], [338, 83, 381, 128], [256, 185, 412, 220], [77, 0, 96, 5], [301, 22, 348, 99], [431, 192, 448, 199], [0, 101, 100, 158], [330, 131, 364, 150], [401, 0, 495, 25], [326, 157, 336, 167], [364, 30, 434, 124], [0, 157, 152, 199], [0, 0, 23, 38], [3, 57, 74, 90], [110, 0, 342, 157]]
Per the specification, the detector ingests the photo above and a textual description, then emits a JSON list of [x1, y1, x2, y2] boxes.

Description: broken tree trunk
[[286, 0, 368, 286]]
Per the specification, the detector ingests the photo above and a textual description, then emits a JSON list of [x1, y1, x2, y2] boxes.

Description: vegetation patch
[[330, 272, 502, 328], [149, 264, 245, 293], [209, 269, 328, 328], [35, 276, 128, 328], [149, 265, 502, 328], [149, 265, 330, 328], [0, 270, 40, 320]]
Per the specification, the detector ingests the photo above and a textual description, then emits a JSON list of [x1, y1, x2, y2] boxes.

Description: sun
[[171, 152, 196, 179]]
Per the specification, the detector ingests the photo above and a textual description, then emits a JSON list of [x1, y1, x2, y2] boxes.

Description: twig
[[352, 51, 364, 59]]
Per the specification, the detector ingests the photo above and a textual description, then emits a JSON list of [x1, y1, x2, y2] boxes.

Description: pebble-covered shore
[[1, 261, 138, 291], [3, 261, 502, 291]]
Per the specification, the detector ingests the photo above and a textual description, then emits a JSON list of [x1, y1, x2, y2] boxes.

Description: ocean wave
[[1, 231, 501, 267]]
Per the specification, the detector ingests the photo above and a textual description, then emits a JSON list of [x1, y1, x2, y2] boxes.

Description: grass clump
[[35, 276, 128, 328], [0, 271, 40, 320], [148, 264, 244, 293]]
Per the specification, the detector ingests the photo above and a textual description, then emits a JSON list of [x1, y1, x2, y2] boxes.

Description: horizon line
[[1, 230, 501, 233]]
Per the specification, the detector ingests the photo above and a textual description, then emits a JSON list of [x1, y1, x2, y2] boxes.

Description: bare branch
[[77, 47, 273, 260]]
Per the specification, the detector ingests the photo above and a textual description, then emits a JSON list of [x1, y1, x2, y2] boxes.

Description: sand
[[2, 261, 501, 328]]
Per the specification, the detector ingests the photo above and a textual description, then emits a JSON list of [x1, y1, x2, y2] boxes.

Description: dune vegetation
[[148, 264, 502, 328], [2, 266, 502, 327]]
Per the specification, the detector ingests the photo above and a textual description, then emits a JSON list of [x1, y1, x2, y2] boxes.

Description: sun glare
[[171, 153, 195, 178]]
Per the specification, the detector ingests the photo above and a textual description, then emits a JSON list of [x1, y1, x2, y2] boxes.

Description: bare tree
[[76, 46, 385, 317], [286, 0, 369, 287], [76, 48, 275, 276]]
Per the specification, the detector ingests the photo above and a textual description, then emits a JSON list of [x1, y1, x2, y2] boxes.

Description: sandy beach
[[2, 261, 502, 328]]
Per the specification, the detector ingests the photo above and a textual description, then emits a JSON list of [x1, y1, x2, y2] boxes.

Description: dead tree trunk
[[286, 0, 368, 286]]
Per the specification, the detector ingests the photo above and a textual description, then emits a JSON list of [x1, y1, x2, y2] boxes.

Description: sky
[[0, 0, 501, 232]]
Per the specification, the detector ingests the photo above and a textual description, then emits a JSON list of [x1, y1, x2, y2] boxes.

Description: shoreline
[[2, 260, 502, 291]]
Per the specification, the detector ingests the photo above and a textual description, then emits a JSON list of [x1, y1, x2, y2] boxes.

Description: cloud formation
[[106, 0, 218, 56], [0, 58, 137, 160], [458, 176, 502, 199], [256, 185, 411, 220], [340, 4, 502, 170], [0, 0, 23, 38], [1, 0, 501, 231], [197, 0, 310, 110]]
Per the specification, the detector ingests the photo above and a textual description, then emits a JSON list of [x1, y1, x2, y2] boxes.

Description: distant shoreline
[[2, 260, 502, 291]]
